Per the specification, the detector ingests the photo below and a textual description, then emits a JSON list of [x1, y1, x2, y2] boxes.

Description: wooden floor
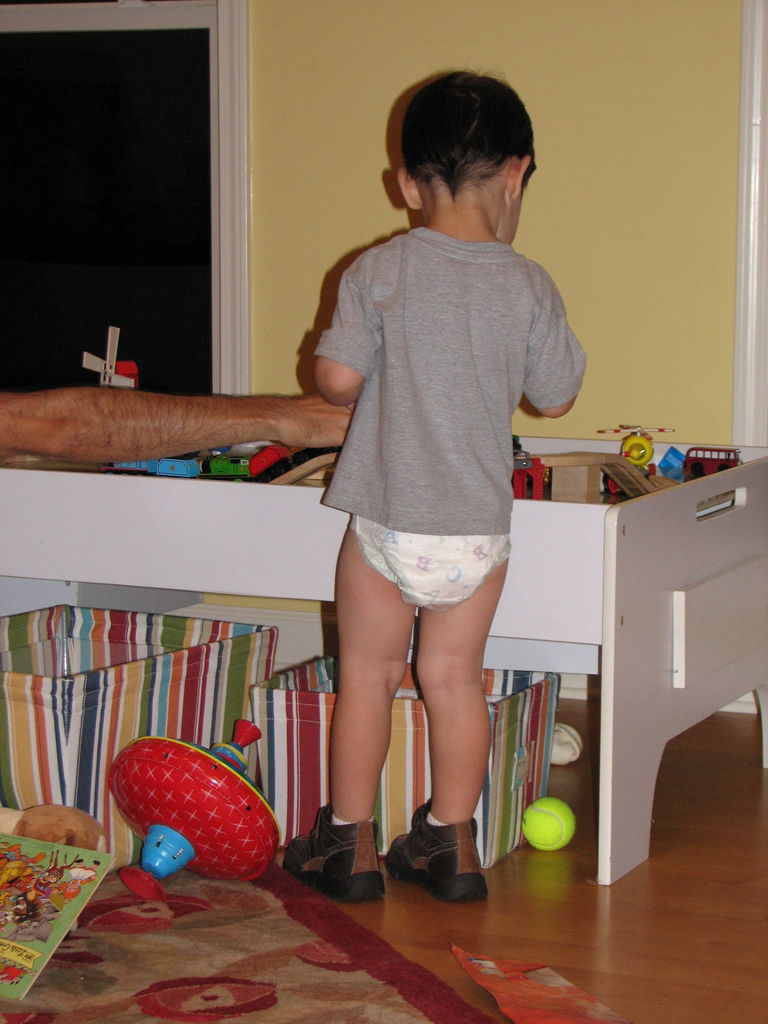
[[339, 698, 768, 1024]]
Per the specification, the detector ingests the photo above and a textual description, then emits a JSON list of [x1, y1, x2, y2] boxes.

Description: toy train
[[103, 444, 340, 483], [199, 444, 292, 480], [103, 456, 202, 478], [682, 447, 741, 478]]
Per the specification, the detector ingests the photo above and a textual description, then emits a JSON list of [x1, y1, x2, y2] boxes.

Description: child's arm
[[315, 356, 365, 406], [532, 396, 577, 418]]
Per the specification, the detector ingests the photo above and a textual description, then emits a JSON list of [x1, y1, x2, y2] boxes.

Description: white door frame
[[1, 0, 250, 395], [212, 0, 251, 394], [735, 0, 768, 445]]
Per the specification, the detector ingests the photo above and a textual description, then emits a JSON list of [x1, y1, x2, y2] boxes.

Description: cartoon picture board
[[0, 833, 113, 999]]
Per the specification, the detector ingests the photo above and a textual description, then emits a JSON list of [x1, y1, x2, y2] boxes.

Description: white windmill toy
[[82, 326, 138, 388]]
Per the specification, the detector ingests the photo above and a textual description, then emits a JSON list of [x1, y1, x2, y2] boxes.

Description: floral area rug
[[0, 863, 494, 1024]]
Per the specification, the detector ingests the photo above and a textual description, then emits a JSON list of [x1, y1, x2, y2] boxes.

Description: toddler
[[284, 71, 586, 902]]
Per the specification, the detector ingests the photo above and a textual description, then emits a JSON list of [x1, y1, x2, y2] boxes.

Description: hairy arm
[[0, 388, 351, 463]]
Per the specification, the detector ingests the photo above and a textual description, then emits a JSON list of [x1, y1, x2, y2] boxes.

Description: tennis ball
[[522, 797, 575, 851]]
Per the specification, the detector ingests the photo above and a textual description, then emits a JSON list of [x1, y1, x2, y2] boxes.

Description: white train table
[[1, 436, 766, 884]]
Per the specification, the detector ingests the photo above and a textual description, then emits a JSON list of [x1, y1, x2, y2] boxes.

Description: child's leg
[[415, 558, 509, 824], [383, 560, 508, 901], [330, 526, 416, 822], [283, 527, 414, 901]]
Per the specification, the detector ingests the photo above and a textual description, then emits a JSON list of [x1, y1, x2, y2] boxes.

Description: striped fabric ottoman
[[0, 605, 278, 868], [250, 657, 559, 867]]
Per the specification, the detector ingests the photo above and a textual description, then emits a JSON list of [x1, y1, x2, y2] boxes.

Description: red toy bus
[[683, 447, 741, 478]]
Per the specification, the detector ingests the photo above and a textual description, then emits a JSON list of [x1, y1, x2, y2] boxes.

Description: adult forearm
[[0, 388, 350, 462]]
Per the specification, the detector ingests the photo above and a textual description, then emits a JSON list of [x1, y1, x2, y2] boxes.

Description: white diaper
[[351, 516, 510, 611]]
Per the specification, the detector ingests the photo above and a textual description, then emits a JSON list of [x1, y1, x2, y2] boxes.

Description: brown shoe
[[384, 802, 487, 902], [283, 805, 384, 902]]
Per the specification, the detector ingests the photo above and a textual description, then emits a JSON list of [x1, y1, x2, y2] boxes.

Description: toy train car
[[103, 457, 201, 477], [199, 445, 292, 480], [683, 447, 741, 478]]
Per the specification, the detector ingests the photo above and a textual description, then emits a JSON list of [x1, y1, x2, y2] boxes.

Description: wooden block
[[550, 463, 603, 502]]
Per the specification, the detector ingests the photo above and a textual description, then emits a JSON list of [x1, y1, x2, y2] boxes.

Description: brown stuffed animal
[[0, 804, 107, 852]]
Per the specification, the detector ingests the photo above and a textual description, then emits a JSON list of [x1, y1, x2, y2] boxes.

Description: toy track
[[267, 448, 339, 485], [600, 460, 656, 497]]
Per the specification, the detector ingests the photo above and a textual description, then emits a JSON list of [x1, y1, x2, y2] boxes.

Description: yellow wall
[[249, 0, 742, 444]]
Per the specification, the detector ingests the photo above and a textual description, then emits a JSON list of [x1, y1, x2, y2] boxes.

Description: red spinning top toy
[[109, 719, 280, 899]]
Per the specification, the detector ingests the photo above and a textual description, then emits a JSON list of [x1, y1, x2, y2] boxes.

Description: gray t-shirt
[[316, 227, 586, 534]]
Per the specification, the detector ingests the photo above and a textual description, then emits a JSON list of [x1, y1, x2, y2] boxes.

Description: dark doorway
[[0, 27, 212, 393]]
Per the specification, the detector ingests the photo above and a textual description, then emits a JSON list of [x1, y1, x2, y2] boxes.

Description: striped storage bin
[[0, 606, 278, 869], [250, 657, 559, 867]]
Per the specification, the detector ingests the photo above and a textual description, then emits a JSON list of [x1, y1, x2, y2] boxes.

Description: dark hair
[[401, 72, 536, 196]]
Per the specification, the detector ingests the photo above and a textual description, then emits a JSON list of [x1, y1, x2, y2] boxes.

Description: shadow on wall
[[294, 73, 446, 393]]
